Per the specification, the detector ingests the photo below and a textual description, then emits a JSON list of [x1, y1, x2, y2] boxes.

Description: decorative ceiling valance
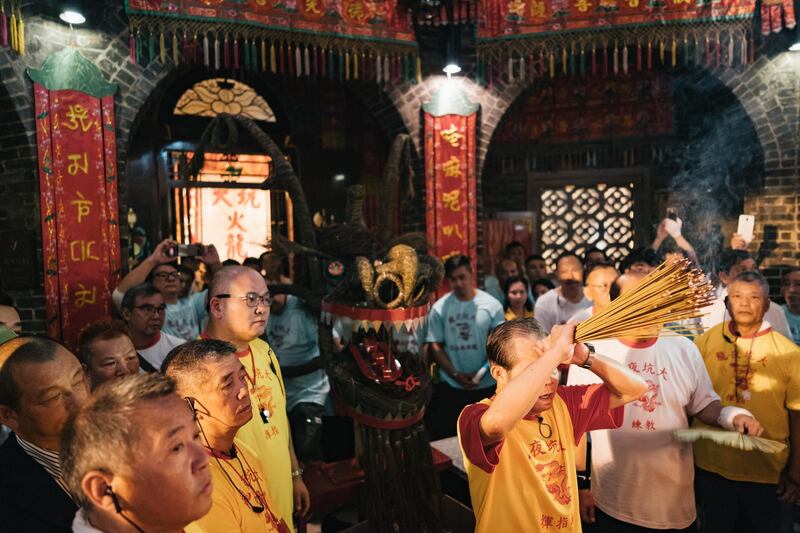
[[125, 0, 421, 83], [474, 0, 795, 81]]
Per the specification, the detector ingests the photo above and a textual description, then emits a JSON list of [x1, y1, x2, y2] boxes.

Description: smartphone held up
[[166, 243, 201, 258]]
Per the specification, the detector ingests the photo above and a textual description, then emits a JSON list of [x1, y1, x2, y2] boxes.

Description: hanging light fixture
[[59, 2, 86, 25], [442, 11, 461, 77]]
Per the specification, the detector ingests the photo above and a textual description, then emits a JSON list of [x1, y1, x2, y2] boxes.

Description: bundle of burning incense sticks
[[574, 259, 716, 342]]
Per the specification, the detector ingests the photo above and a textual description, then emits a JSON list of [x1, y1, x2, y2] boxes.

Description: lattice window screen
[[540, 183, 635, 269]]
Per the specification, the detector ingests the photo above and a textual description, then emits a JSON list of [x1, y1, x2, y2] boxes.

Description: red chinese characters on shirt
[[540, 513, 571, 529], [627, 360, 668, 431]]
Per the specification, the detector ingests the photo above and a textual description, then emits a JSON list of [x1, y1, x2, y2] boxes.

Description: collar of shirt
[[16, 434, 71, 496], [72, 509, 104, 533]]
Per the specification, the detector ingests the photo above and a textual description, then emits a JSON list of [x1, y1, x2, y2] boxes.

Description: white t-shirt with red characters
[[567, 336, 719, 529]]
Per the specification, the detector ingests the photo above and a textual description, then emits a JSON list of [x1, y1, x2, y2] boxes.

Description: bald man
[[0, 337, 90, 531], [568, 273, 762, 532], [203, 266, 310, 530]]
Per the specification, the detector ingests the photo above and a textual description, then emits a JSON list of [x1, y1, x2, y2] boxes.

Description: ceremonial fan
[[574, 259, 716, 342], [674, 428, 787, 453]]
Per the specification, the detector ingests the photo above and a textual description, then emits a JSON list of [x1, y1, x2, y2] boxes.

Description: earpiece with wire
[[105, 486, 145, 533], [184, 396, 264, 514]]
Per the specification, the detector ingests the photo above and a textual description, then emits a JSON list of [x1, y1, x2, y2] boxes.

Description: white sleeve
[[112, 288, 124, 311], [534, 297, 556, 333], [767, 302, 792, 340], [565, 365, 602, 386], [685, 344, 721, 416]]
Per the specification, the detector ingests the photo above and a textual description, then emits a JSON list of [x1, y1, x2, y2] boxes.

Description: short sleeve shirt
[[533, 289, 592, 333], [185, 441, 287, 533], [567, 337, 719, 529], [163, 291, 208, 340], [457, 385, 622, 533], [266, 296, 330, 411], [693, 322, 800, 484], [137, 332, 185, 371], [425, 290, 504, 389]]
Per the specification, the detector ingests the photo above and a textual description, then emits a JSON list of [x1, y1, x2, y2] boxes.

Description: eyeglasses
[[586, 283, 612, 290], [134, 304, 167, 314], [782, 280, 800, 288], [153, 272, 180, 281], [213, 292, 273, 308]]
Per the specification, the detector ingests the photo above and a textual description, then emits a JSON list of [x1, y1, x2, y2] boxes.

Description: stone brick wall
[[726, 42, 800, 270]]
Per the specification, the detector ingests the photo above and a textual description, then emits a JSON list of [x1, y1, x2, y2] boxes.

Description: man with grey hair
[[61, 373, 213, 533], [203, 266, 310, 527], [693, 270, 800, 533], [0, 336, 90, 531], [163, 339, 289, 532]]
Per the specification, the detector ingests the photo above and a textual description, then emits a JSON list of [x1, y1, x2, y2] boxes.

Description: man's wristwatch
[[292, 468, 304, 479], [581, 343, 595, 369]]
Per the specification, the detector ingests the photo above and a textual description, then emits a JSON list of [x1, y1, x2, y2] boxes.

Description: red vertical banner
[[424, 110, 478, 291], [34, 86, 120, 350]]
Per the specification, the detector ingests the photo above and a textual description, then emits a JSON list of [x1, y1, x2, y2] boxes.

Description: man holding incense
[[569, 273, 763, 532], [693, 271, 800, 533], [458, 319, 646, 532]]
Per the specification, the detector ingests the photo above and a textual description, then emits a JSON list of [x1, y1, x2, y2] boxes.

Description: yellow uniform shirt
[[186, 441, 288, 533], [235, 339, 295, 529], [457, 385, 622, 532], [202, 332, 295, 531], [692, 321, 800, 484]]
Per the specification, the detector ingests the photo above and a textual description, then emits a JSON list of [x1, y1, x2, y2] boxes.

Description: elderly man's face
[[85, 335, 139, 389], [114, 395, 213, 529], [213, 270, 271, 343], [193, 354, 253, 432], [728, 280, 768, 328], [584, 267, 618, 310], [0, 346, 88, 449], [491, 334, 558, 413]]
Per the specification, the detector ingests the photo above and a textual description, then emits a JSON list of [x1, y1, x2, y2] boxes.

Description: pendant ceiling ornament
[[472, 0, 795, 84], [124, 0, 421, 84]]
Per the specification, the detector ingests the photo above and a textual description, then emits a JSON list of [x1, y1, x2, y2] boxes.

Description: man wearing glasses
[[202, 266, 311, 531], [113, 239, 221, 340], [569, 261, 619, 323], [121, 283, 185, 371]]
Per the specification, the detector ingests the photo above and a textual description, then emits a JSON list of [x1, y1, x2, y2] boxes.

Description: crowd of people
[[0, 213, 798, 532]]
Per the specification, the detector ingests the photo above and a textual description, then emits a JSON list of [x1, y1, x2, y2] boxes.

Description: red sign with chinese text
[[424, 113, 478, 292], [35, 85, 121, 350]]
